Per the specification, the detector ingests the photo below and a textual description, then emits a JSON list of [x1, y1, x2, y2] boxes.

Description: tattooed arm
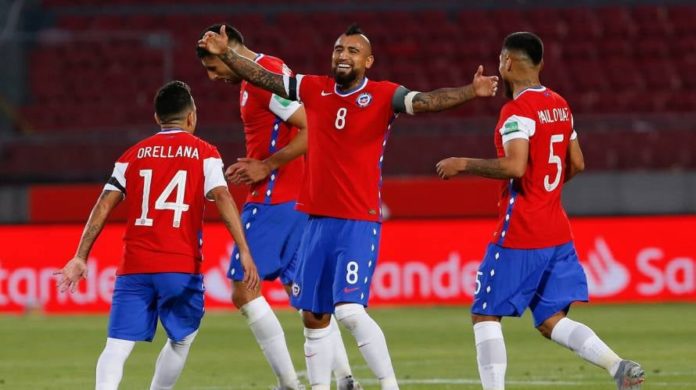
[[198, 25, 290, 99], [410, 65, 498, 113], [436, 139, 529, 180], [55, 190, 123, 293]]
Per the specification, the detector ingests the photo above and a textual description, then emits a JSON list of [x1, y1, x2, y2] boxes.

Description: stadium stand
[[2, 2, 695, 181]]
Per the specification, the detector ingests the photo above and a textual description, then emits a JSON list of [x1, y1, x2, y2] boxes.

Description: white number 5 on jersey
[[544, 134, 564, 192]]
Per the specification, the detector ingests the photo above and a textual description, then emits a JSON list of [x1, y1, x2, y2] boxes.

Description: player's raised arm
[[208, 186, 260, 291], [55, 190, 123, 293], [197, 26, 290, 99], [396, 65, 498, 114]]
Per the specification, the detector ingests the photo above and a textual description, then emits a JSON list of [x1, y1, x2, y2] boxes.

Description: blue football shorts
[[108, 273, 205, 342], [228, 201, 308, 285], [471, 241, 589, 327], [290, 216, 381, 314]]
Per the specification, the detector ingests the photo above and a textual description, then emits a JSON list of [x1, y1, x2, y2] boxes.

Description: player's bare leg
[[150, 330, 198, 390], [233, 281, 302, 390], [540, 312, 644, 390], [95, 338, 135, 390], [472, 314, 506, 390], [334, 303, 398, 390]]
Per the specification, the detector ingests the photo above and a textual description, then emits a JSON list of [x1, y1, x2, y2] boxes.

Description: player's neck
[[236, 46, 257, 62], [336, 76, 366, 93], [512, 78, 542, 99], [160, 124, 193, 134]]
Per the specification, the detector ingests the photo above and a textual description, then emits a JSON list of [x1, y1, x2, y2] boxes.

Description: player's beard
[[333, 67, 357, 87], [503, 79, 513, 99]]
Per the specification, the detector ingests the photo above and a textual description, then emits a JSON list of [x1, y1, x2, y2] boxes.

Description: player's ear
[[187, 108, 197, 129], [538, 58, 544, 72], [154, 113, 162, 125], [505, 56, 513, 73], [365, 54, 374, 69]]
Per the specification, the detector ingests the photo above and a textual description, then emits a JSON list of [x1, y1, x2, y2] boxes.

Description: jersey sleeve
[[391, 85, 413, 114], [202, 146, 227, 200], [104, 162, 128, 194], [497, 105, 536, 143], [268, 93, 302, 121], [284, 74, 313, 102]]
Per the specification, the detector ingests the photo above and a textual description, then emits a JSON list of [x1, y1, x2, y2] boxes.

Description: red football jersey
[[294, 75, 400, 221], [240, 54, 304, 204], [491, 86, 576, 248], [104, 130, 227, 275]]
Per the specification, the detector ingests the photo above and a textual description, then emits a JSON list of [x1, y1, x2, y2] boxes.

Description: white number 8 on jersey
[[335, 107, 347, 130]]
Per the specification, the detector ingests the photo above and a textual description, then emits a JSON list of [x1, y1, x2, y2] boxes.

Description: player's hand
[[234, 158, 272, 184], [472, 65, 499, 97], [436, 157, 466, 179], [53, 257, 88, 293], [225, 162, 247, 185], [239, 250, 260, 291], [197, 25, 231, 56]]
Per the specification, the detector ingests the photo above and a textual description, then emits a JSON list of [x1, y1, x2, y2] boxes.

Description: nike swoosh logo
[[305, 353, 317, 358], [321, 91, 333, 96], [343, 287, 360, 293]]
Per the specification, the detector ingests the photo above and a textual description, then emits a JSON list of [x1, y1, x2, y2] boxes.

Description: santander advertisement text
[[1, 216, 694, 313]]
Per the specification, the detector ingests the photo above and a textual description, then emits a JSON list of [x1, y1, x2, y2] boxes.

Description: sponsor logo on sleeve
[[273, 94, 293, 108], [502, 121, 520, 135]]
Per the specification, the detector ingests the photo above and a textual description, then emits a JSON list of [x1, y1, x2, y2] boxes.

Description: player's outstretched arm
[[197, 26, 289, 99], [436, 139, 529, 180], [411, 65, 498, 113], [565, 138, 585, 182], [226, 107, 308, 185], [54, 190, 123, 293], [209, 186, 260, 291]]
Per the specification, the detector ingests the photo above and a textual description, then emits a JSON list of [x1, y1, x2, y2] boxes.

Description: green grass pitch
[[1, 303, 694, 389]]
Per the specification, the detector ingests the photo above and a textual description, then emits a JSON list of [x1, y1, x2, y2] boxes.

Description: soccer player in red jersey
[[198, 24, 498, 390], [436, 32, 645, 390], [196, 24, 359, 390], [55, 81, 259, 390]]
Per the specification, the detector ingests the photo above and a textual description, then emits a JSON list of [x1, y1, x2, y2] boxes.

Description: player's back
[[493, 87, 575, 248], [114, 129, 223, 275]]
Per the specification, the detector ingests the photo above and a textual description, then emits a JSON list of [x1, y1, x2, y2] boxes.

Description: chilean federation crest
[[356, 92, 373, 108], [241, 90, 249, 107]]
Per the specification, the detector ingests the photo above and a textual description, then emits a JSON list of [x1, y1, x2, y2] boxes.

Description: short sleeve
[[498, 115, 536, 143], [570, 114, 577, 140], [104, 162, 128, 193], [283, 74, 306, 102], [268, 93, 302, 121], [203, 148, 227, 200]]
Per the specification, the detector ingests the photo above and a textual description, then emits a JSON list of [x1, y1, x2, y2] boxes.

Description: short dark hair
[[503, 32, 543, 65], [196, 23, 244, 58], [345, 23, 365, 37], [154, 80, 194, 123]]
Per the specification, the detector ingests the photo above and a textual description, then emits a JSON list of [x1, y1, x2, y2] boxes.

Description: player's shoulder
[[546, 88, 571, 108], [298, 74, 333, 91], [367, 79, 400, 91], [257, 54, 292, 76], [188, 133, 220, 156]]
